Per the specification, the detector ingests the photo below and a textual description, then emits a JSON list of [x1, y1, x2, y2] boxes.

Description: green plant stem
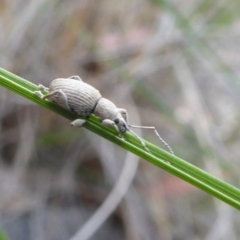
[[0, 67, 240, 210]]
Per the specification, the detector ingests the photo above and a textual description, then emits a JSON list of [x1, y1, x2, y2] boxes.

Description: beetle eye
[[114, 119, 119, 124]]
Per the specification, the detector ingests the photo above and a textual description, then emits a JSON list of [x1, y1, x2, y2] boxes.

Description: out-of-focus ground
[[0, 0, 240, 239]]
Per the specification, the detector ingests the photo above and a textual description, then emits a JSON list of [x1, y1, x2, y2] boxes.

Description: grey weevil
[[35, 76, 174, 155]]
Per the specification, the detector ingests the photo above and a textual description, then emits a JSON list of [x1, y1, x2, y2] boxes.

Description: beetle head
[[114, 117, 128, 133]]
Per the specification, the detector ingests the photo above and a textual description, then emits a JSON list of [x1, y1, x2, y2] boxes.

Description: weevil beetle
[[35, 76, 174, 154]]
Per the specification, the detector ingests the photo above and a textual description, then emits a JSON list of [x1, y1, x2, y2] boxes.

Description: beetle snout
[[114, 118, 128, 133], [119, 124, 127, 133]]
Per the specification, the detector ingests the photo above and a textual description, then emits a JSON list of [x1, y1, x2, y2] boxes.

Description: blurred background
[[0, 0, 240, 239]]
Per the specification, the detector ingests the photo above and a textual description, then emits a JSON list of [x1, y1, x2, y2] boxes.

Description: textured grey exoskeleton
[[35, 76, 174, 154]]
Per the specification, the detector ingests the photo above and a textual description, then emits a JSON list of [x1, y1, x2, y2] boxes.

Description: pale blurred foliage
[[0, 0, 240, 240]]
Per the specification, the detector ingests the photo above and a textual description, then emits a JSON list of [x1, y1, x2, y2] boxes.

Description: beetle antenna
[[128, 125, 174, 155], [127, 129, 150, 153]]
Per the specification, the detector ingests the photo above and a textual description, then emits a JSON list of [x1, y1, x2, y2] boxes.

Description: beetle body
[[36, 76, 129, 134], [35, 76, 174, 154]]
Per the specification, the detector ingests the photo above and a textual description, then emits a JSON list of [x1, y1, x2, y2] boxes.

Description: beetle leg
[[68, 76, 83, 81], [37, 84, 49, 91], [117, 108, 129, 124], [70, 119, 87, 128], [34, 84, 49, 97], [42, 89, 72, 111], [102, 119, 123, 137], [35, 90, 44, 98]]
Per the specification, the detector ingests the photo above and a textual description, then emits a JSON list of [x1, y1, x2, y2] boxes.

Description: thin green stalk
[[0, 67, 240, 210], [0, 227, 9, 240]]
